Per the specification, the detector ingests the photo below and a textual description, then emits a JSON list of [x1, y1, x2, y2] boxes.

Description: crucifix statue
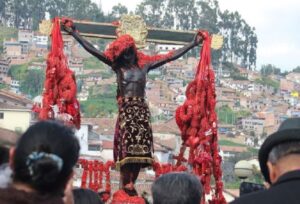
[[61, 15, 202, 195], [40, 15, 224, 201]]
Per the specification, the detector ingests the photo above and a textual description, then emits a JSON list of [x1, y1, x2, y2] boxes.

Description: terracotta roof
[[153, 142, 169, 152], [0, 90, 32, 105], [82, 117, 116, 136], [0, 102, 31, 110], [102, 140, 114, 149], [0, 128, 19, 145], [154, 137, 177, 150], [152, 118, 180, 135]]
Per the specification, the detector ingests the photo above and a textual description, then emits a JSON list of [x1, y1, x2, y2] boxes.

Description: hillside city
[[1, 27, 300, 197]]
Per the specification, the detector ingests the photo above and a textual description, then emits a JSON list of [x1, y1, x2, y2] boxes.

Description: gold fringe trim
[[116, 157, 154, 170]]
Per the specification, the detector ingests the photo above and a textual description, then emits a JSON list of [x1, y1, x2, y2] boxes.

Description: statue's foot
[[123, 182, 138, 196]]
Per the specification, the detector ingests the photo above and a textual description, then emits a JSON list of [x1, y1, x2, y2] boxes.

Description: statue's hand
[[193, 32, 202, 45], [61, 17, 76, 34]]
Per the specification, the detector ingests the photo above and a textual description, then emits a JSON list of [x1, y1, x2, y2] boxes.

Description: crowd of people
[[0, 120, 201, 204], [0, 118, 299, 203]]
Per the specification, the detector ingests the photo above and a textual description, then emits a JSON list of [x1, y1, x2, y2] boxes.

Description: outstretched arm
[[147, 33, 202, 71], [61, 18, 112, 66]]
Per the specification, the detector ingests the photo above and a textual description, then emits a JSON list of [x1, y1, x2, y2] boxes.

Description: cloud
[[93, 0, 300, 71], [95, 0, 143, 13], [257, 42, 300, 69], [218, 0, 300, 70], [259, 42, 298, 57]]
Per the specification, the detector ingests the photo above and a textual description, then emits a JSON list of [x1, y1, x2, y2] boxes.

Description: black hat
[[259, 118, 300, 183]]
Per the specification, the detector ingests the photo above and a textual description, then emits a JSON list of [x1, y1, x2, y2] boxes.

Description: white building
[[0, 58, 10, 83], [155, 44, 183, 55], [75, 123, 103, 159], [33, 35, 48, 49], [241, 117, 265, 135], [10, 80, 20, 93], [0, 90, 33, 133], [18, 30, 34, 54], [18, 30, 34, 43]]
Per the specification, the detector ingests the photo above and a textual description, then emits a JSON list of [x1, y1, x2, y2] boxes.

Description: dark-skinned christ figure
[[62, 18, 202, 195]]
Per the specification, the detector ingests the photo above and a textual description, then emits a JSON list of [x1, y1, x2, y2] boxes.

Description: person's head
[[0, 145, 9, 165], [104, 34, 138, 65], [151, 172, 202, 204], [73, 188, 103, 204], [117, 46, 137, 65], [259, 118, 300, 184], [10, 120, 80, 195], [267, 141, 300, 183]]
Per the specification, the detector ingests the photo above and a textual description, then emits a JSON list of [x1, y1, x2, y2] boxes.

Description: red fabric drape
[[39, 17, 80, 128], [175, 31, 226, 204]]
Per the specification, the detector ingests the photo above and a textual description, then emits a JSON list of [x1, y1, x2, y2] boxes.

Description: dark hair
[[152, 172, 202, 204], [13, 120, 80, 195], [114, 46, 138, 67], [0, 146, 9, 165], [73, 188, 104, 204], [268, 141, 300, 164]]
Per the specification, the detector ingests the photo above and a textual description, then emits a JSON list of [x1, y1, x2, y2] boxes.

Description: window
[[88, 144, 101, 151], [0, 112, 3, 119]]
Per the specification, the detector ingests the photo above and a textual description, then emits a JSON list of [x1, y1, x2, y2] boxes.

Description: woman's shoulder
[[0, 187, 64, 204]]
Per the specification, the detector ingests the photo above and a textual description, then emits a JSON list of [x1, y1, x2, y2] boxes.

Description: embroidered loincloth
[[114, 97, 154, 169]]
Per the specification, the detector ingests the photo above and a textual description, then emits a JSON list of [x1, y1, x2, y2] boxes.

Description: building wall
[[154, 151, 171, 163], [0, 109, 31, 132], [4, 44, 22, 56], [101, 149, 114, 161], [155, 44, 183, 54], [75, 124, 89, 155], [75, 124, 102, 157], [0, 59, 10, 83], [33, 35, 48, 49], [241, 118, 265, 135], [18, 30, 34, 43]]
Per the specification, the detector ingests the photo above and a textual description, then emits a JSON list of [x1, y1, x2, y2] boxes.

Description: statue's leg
[[120, 163, 141, 196]]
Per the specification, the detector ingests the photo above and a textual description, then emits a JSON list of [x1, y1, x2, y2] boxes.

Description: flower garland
[[103, 33, 175, 69], [152, 162, 187, 178], [38, 17, 80, 128], [111, 190, 145, 204], [78, 159, 114, 203], [174, 31, 226, 204]]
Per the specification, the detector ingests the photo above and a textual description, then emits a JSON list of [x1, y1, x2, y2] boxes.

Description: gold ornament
[[211, 34, 224, 50], [39, 20, 53, 36], [116, 15, 148, 48]]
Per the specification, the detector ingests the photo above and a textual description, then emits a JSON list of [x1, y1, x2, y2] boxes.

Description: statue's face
[[120, 46, 137, 65]]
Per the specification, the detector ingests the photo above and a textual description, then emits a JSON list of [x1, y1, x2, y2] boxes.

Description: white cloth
[[0, 164, 12, 188]]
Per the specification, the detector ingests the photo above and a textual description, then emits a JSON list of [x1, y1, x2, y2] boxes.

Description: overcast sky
[[94, 0, 300, 71]]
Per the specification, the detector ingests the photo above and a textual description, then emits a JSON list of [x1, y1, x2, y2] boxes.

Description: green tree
[[292, 66, 300, 73], [107, 3, 128, 21], [216, 105, 235, 124], [20, 69, 45, 98], [27, 0, 46, 30], [254, 76, 279, 91], [218, 8, 257, 69], [46, 0, 105, 23], [8, 63, 28, 80], [135, 0, 166, 27], [0, 0, 6, 23], [260, 64, 281, 76]]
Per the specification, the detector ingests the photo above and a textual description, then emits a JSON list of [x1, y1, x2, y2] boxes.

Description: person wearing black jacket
[[231, 118, 300, 204]]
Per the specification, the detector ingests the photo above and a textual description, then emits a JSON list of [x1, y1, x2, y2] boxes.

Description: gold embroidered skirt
[[114, 97, 154, 169]]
